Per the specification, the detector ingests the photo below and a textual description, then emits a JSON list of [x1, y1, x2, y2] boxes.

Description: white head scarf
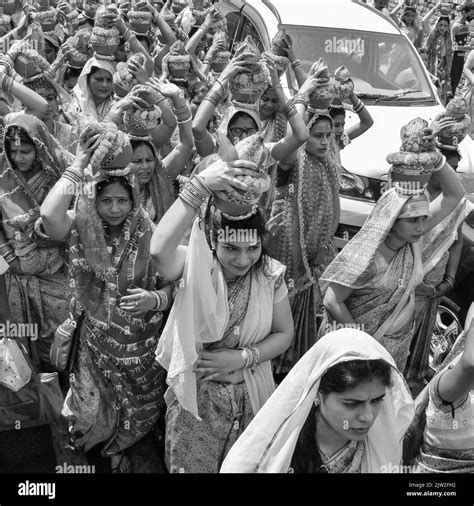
[[72, 56, 116, 122], [221, 328, 414, 473]]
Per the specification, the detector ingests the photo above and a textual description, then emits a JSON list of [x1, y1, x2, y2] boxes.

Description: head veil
[[128, 134, 175, 226], [69, 125, 153, 326], [0, 113, 73, 244], [220, 328, 414, 473], [216, 105, 262, 158], [70, 166, 154, 327], [71, 56, 116, 123], [320, 187, 429, 290]]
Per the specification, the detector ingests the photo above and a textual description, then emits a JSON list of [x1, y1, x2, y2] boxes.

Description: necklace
[[384, 237, 405, 252]]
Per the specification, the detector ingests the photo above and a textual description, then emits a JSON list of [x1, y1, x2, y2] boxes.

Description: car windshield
[[282, 25, 435, 104]]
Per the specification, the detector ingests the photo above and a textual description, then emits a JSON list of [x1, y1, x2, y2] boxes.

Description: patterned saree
[[0, 113, 74, 368], [62, 169, 167, 456]]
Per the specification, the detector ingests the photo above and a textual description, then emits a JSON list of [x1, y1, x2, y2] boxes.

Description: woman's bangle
[[294, 92, 309, 108], [122, 27, 131, 40], [3, 250, 16, 264], [281, 98, 297, 119], [249, 345, 262, 367], [442, 274, 455, 291], [0, 74, 13, 95], [173, 104, 192, 123], [201, 23, 210, 32], [203, 86, 225, 107], [62, 167, 84, 185], [153, 289, 169, 311], [352, 98, 364, 114], [178, 175, 211, 211], [290, 59, 302, 70], [240, 347, 253, 368], [432, 154, 446, 172]]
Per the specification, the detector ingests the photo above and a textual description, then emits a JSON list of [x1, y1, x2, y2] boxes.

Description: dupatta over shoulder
[[220, 329, 414, 473]]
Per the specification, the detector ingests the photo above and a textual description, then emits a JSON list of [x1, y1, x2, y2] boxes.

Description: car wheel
[[427, 297, 462, 380]]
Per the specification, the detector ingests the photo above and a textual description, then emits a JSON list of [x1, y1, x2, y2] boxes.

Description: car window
[[282, 25, 435, 103], [225, 11, 265, 53]]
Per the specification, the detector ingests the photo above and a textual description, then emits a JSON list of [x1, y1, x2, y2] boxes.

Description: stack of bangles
[[294, 92, 310, 109], [203, 81, 226, 107], [0, 244, 16, 264], [153, 289, 169, 311], [442, 274, 455, 291], [291, 59, 302, 71], [0, 73, 14, 95], [240, 345, 262, 369], [352, 97, 365, 114], [173, 104, 192, 124], [178, 175, 211, 211], [280, 98, 297, 119], [62, 166, 83, 185]]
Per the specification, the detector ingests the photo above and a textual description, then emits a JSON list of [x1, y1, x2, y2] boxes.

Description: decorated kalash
[[386, 117, 444, 193]]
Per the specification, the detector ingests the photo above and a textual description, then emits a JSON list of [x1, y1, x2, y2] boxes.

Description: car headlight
[[339, 167, 380, 202]]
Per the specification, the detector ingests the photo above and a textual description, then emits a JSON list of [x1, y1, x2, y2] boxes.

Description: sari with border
[[62, 167, 167, 456], [320, 187, 468, 372], [0, 113, 74, 367], [221, 329, 414, 473]]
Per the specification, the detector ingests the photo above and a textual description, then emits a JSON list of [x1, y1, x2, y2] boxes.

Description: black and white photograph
[[0, 0, 473, 505]]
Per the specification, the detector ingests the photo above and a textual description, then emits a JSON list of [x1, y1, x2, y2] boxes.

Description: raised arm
[[424, 158, 465, 233], [262, 55, 309, 162], [0, 58, 48, 118], [435, 318, 474, 403], [422, 0, 441, 25], [113, 13, 154, 75], [390, 0, 404, 18], [283, 36, 306, 88], [40, 134, 101, 241], [192, 53, 251, 157], [150, 158, 259, 280], [346, 91, 374, 141], [149, 79, 194, 180], [277, 66, 330, 168], [185, 7, 216, 57]]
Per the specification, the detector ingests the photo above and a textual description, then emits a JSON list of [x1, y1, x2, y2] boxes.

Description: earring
[[314, 398, 320, 407]]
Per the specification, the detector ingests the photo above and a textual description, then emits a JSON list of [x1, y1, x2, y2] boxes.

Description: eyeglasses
[[229, 127, 258, 137]]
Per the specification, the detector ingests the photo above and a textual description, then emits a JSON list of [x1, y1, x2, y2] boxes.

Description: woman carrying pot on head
[[403, 101, 471, 392], [1, 42, 78, 152], [0, 113, 74, 371], [265, 62, 343, 377], [321, 125, 467, 373], [40, 123, 172, 473], [220, 329, 414, 473], [150, 141, 295, 472], [63, 56, 116, 127], [112, 80, 194, 226]]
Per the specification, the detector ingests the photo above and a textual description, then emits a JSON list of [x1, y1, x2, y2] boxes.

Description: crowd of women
[[367, 0, 474, 105], [0, 0, 473, 475]]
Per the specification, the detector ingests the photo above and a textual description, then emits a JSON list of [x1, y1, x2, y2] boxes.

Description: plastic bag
[[0, 338, 32, 392]]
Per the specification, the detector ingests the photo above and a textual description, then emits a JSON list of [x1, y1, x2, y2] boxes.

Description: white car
[[218, 0, 474, 247]]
